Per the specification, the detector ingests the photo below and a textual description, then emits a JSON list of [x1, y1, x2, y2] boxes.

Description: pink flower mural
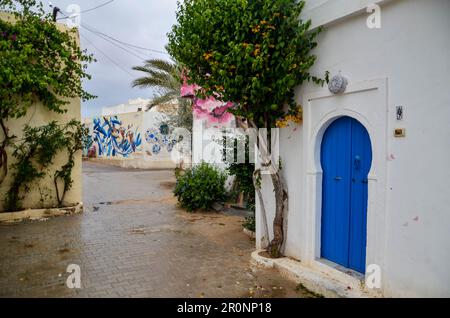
[[192, 97, 234, 127], [180, 77, 199, 99], [181, 75, 235, 128]]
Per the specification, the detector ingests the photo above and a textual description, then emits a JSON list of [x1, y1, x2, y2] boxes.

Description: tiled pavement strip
[[0, 161, 314, 298]]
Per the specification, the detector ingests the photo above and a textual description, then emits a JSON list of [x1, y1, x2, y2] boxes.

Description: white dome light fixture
[[328, 72, 348, 94]]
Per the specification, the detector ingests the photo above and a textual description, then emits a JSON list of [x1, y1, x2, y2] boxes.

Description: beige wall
[[85, 111, 185, 169], [0, 13, 82, 212]]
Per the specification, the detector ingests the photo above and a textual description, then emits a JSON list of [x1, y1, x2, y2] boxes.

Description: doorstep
[[251, 249, 379, 298]]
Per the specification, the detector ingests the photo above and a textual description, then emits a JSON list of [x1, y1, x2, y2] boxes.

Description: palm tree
[[132, 59, 192, 130], [132, 59, 180, 109]]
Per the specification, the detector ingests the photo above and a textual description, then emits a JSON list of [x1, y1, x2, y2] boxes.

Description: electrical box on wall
[[396, 106, 404, 120], [394, 128, 406, 137]]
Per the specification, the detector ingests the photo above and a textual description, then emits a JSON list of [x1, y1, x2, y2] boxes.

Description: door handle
[[354, 156, 361, 171], [334, 176, 343, 181], [362, 179, 368, 184]]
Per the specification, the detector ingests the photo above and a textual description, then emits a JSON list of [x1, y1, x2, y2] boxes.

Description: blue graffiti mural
[[145, 124, 177, 156], [93, 116, 142, 157]]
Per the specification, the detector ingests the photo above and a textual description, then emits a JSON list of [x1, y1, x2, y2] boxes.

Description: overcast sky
[[45, 0, 178, 118]]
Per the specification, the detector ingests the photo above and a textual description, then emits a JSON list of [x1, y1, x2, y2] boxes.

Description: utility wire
[[80, 0, 115, 14], [56, 0, 115, 19], [81, 23, 150, 61], [56, 9, 168, 57], [57, 8, 138, 77], [81, 22, 168, 56], [83, 27, 159, 60], [80, 32, 135, 78]]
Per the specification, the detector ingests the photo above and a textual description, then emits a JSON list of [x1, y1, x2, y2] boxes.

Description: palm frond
[[131, 71, 177, 90], [147, 94, 179, 111], [142, 59, 176, 74]]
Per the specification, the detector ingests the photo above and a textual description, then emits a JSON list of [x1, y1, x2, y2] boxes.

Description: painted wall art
[[93, 116, 142, 157], [192, 97, 234, 127], [181, 75, 235, 128], [144, 123, 178, 156]]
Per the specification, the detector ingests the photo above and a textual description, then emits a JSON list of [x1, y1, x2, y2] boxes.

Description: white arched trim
[[300, 78, 388, 295]]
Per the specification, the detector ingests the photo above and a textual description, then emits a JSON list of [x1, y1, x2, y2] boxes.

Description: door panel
[[320, 117, 372, 273], [320, 117, 353, 267], [348, 121, 372, 273]]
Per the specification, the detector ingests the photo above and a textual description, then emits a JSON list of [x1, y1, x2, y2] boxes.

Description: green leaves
[[174, 162, 227, 212], [168, 0, 324, 128], [0, 1, 95, 210], [0, 0, 95, 121], [131, 59, 193, 131], [5, 120, 85, 211]]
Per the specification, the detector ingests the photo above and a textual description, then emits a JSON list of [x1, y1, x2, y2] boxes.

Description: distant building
[[83, 98, 189, 169], [101, 98, 150, 116]]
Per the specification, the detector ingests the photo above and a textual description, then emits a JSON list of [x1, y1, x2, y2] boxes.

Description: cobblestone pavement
[[0, 161, 313, 298]]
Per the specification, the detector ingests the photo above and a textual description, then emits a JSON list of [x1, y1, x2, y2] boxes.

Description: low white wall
[[85, 111, 183, 169]]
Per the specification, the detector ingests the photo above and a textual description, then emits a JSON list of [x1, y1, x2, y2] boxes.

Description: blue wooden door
[[320, 117, 372, 273]]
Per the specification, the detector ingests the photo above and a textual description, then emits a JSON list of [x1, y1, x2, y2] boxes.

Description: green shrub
[[174, 162, 227, 212], [243, 215, 255, 232]]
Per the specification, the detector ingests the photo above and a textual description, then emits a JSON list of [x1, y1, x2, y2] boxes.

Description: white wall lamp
[[328, 72, 348, 94]]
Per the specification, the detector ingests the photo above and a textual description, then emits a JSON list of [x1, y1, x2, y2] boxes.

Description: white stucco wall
[[192, 117, 237, 190], [101, 98, 150, 116], [86, 111, 181, 169], [256, 0, 450, 297]]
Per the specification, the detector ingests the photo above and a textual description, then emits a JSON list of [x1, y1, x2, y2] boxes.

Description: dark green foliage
[[4, 120, 86, 211], [224, 135, 255, 211], [224, 136, 256, 231], [229, 162, 255, 208], [132, 59, 193, 131], [0, 0, 95, 120], [81, 123, 93, 154], [0, 1, 95, 211], [168, 0, 326, 257], [54, 120, 87, 206], [243, 215, 255, 232], [174, 162, 227, 212], [168, 0, 326, 129]]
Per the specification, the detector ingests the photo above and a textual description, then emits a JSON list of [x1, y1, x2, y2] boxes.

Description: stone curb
[[243, 228, 256, 239], [251, 249, 378, 298], [0, 202, 83, 223]]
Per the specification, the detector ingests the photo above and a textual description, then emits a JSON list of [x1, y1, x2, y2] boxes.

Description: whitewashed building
[[83, 98, 189, 169], [101, 98, 150, 116], [255, 0, 450, 297]]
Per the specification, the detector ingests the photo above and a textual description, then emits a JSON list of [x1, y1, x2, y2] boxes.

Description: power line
[[55, 9, 169, 57], [56, 0, 115, 18], [80, 32, 135, 78], [80, 0, 115, 14], [82, 23, 150, 60], [81, 23, 150, 61], [57, 9, 142, 72], [81, 22, 168, 56]]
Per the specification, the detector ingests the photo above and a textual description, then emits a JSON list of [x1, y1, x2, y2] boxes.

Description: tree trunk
[[253, 168, 270, 246], [268, 170, 288, 258], [247, 119, 288, 258], [0, 118, 10, 185]]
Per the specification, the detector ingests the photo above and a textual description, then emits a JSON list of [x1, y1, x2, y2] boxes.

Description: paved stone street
[[0, 161, 312, 298]]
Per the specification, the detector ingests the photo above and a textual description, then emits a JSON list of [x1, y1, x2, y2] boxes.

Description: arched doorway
[[320, 116, 372, 274]]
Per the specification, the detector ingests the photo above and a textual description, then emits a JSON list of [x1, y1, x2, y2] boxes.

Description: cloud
[[48, 0, 178, 117]]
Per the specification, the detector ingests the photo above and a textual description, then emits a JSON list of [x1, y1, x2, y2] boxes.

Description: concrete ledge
[[88, 158, 176, 170], [303, 0, 391, 30], [0, 202, 83, 223], [251, 249, 376, 298], [243, 228, 256, 239]]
